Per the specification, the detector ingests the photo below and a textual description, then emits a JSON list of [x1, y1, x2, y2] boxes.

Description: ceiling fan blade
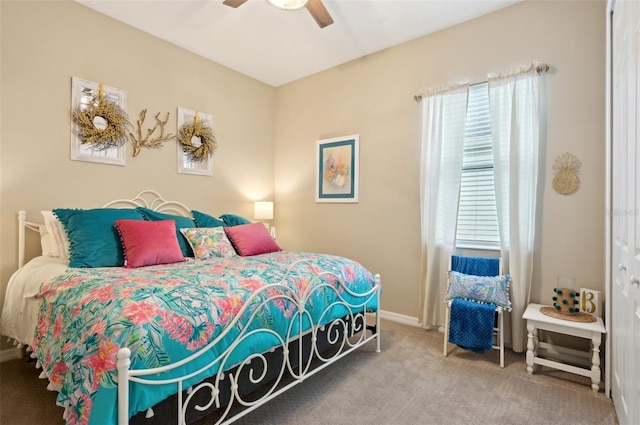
[[306, 0, 334, 28], [223, 0, 248, 8]]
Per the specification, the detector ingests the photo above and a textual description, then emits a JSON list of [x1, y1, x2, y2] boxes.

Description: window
[[456, 83, 500, 247]]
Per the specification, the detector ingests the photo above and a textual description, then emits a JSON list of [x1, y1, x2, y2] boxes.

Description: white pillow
[[38, 224, 59, 258], [41, 211, 69, 262]]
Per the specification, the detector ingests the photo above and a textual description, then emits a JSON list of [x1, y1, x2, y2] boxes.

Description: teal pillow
[[52, 208, 144, 268], [220, 213, 252, 227], [191, 210, 226, 228], [136, 207, 195, 257]]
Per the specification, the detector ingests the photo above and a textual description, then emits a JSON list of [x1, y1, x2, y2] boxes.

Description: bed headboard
[[18, 190, 193, 268], [101, 190, 191, 217], [17, 211, 41, 269]]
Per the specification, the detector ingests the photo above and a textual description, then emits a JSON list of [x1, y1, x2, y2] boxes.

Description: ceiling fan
[[223, 0, 334, 29]]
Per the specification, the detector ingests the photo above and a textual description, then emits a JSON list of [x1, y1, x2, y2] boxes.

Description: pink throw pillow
[[114, 219, 185, 268], [224, 222, 281, 256]]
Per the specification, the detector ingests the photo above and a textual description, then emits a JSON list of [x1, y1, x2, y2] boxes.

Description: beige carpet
[[1, 320, 617, 425]]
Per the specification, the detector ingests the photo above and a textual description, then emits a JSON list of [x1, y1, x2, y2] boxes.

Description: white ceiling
[[77, 0, 521, 87]]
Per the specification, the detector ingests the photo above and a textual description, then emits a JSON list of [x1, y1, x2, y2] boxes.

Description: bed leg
[[117, 348, 132, 425]]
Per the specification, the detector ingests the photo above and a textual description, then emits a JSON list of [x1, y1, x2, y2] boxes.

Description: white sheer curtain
[[489, 67, 542, 352], [419, 85, 469, 328]]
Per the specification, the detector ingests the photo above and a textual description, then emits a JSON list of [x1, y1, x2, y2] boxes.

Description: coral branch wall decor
[[552, 152, 582, 195], [129, 109, 175, 157]]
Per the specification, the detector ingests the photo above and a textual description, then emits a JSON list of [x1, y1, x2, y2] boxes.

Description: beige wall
[[0, 1, 276, 321], [274, 0, 606, 318], [0, 0, 605, 335]]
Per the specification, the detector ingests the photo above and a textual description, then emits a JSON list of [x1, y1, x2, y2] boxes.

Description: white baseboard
[[379, 310, 422, 327], [0, 347, 23, 362]]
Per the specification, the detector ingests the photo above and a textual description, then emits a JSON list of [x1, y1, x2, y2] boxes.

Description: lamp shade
[[266, 0, 310, 11], [254, 201, 274, 220]]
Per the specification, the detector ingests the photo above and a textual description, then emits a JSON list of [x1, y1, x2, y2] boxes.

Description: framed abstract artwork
[[315, 135, 359, 203]]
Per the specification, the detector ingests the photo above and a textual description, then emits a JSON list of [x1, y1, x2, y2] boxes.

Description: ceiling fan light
[[266, 0, 310, 11]]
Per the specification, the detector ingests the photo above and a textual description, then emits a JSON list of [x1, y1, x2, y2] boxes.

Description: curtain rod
[[413, 63, 551, 103]]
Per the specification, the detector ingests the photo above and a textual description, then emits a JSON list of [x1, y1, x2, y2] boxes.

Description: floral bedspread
[[32, 251, 378, 425]]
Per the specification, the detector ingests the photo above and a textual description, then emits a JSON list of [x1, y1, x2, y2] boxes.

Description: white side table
[[522, 303, 606, 392]]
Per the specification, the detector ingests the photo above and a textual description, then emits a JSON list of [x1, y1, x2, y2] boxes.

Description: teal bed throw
[[32, 251, 378, 425]]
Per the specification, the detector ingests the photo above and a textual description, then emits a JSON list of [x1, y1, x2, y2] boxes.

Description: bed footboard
[[116, 264, 381, 425]]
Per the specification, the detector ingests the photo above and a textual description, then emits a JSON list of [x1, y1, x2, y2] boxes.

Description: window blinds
[[456, 83, 500, 245]]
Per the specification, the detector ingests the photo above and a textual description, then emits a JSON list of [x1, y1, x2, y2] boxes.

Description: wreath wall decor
[[552, 152, 582, 195], [71, 83, 129, 150], [177, 111, 216, 163]]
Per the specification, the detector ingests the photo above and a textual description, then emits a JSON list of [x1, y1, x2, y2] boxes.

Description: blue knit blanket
[[451, 255, 499, 277], [448, 299, 495, 354]]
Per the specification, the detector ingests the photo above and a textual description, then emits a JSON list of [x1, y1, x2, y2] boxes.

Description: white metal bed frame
[[119, 263, 380, 425], [15, 190, 382, 425]]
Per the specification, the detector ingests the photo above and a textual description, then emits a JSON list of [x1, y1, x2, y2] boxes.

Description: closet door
[[610, 1, 640, 424]]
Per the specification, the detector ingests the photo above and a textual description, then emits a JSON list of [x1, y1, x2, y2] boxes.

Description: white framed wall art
[[70, 76, 128, 166], [176, 107, 214, 176]]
